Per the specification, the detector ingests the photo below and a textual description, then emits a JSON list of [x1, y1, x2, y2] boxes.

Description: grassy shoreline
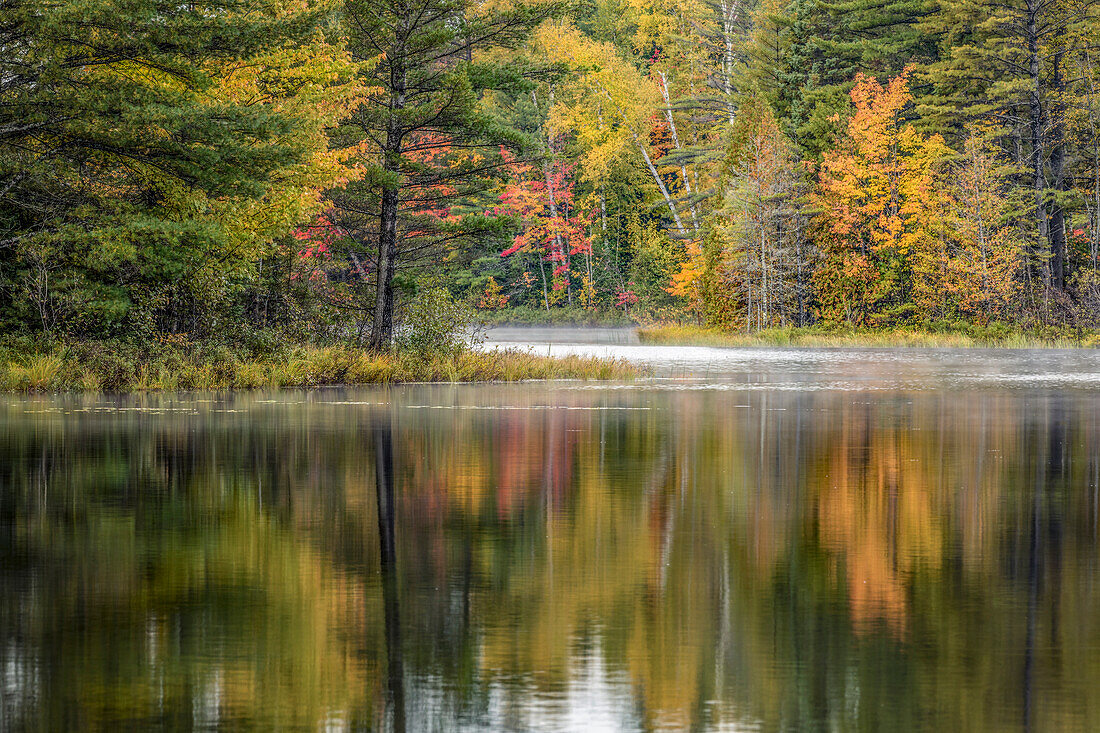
[[0, 340, 640, 393], [637, 324, 1096, 349]]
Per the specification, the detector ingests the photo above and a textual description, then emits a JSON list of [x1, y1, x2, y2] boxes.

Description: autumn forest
[[5, 0, 1100, 354]]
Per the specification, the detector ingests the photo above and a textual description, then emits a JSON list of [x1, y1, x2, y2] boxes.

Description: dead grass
[[0, 341, 641, 393]]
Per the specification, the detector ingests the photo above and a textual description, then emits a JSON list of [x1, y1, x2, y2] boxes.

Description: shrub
[[394, 279, 481, 356]]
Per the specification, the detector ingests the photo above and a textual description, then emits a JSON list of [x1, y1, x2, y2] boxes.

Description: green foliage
[[0, 0, 359, 338], [626, 217, 683, 316], [393, 279, 482, 356]]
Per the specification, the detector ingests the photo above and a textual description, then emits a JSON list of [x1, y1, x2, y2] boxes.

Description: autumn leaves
[[812, 71, 1024, 327], [666, 71, 1029, 330]]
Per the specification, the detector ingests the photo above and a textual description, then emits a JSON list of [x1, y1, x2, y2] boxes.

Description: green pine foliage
[[0, 0, 334, 336]]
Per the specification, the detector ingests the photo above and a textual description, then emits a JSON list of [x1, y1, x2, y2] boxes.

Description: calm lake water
[[5, 330, 1100, 731]]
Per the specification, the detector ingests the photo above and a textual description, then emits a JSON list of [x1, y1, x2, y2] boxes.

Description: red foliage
[[615, 288, 639, 307], [498, 154, 594, 282]]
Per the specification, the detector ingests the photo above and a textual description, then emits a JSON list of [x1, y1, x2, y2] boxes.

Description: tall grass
[[637, 324, 1089, 349], [0, 339, 640, 393], [1, 354, 65, 391]]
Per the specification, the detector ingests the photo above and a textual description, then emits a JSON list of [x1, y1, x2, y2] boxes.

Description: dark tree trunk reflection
[[375, 419, 405, 733]]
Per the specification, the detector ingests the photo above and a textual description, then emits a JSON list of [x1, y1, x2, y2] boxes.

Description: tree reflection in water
[[0, 386, 1099, 731], [375, 416, 405, 733]]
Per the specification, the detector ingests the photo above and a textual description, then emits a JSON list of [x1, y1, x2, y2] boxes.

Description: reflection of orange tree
[[814, 403, 944, 637], [389, 392, 773, 728], [384, 389, 1100, 731], [402, 409, 582, 521]]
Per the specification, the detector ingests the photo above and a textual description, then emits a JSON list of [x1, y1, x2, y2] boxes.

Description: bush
[[65, 340, 140, 390], [394, 279, 481, 355]]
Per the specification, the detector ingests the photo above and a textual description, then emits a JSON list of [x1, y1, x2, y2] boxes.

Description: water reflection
[[2, 385, 1100, 731], [375, 417, 404, 733]]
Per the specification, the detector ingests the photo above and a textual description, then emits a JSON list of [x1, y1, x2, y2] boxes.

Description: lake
[[3, 329, 1100, 731]]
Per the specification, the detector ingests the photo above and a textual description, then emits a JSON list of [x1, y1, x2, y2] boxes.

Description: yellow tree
[[942, 128, 1026, 322], [535, 20, 691, 237]]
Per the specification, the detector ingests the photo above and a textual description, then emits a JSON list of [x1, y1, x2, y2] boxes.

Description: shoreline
[[0, 340, 641, 393], [636, 324, 1095, 350]]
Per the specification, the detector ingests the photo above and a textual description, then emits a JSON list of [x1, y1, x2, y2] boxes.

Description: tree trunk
[[1049, 50, 1067, 291], [1085, 50, 1100, 270], [590, 80, 688, 236], [639, 143, 688, 235], [719, 0, 740, 126], [1026, 1, 1051, 297], [370, 39, 407, 351], [371, 186, 399, 350], [657, 71, 699, 233]]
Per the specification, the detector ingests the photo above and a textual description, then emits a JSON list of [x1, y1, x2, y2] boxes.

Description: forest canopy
[[5, 0, 1100, 347]]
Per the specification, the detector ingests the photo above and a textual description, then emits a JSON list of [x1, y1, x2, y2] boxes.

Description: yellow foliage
[[534, 20, 660, 185], [667, 240, 705, 304], [201, 39, 374, 261]]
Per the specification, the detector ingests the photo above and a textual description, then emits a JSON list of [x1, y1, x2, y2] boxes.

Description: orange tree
[[810, 70, 950, 327]]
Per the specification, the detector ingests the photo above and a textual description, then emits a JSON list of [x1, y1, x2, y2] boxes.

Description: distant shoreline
[[636, 324, 1096, 349]]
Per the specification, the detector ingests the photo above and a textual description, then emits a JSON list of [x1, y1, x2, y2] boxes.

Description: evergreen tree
[[0, 0, 337, 335], [757, 0, 933, 162], [918, 0, 1100, 296], [330, 0, 559, 350]]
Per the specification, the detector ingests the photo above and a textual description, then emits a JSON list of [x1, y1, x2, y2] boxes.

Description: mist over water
[[4, 330, 1100, 731], [487, 326, 1100, 389]]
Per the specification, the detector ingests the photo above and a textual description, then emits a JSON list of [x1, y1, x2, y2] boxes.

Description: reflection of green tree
[[0, 396, 387, 730]]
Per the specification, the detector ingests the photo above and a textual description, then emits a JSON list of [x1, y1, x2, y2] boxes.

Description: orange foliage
[[667, 240, 705, 311], [811, 69, 950, 326]]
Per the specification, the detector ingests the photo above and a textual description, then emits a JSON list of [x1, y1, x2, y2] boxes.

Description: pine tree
[[330, 0, 559, 350], [917, 0, 1100, 298], [0, 0, 344, 334], [759, 0, 933, 163]]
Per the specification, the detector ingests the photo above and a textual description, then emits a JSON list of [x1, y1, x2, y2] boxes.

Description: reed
[[0, 354, 65, 391], [0, 340, 641, 393]]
